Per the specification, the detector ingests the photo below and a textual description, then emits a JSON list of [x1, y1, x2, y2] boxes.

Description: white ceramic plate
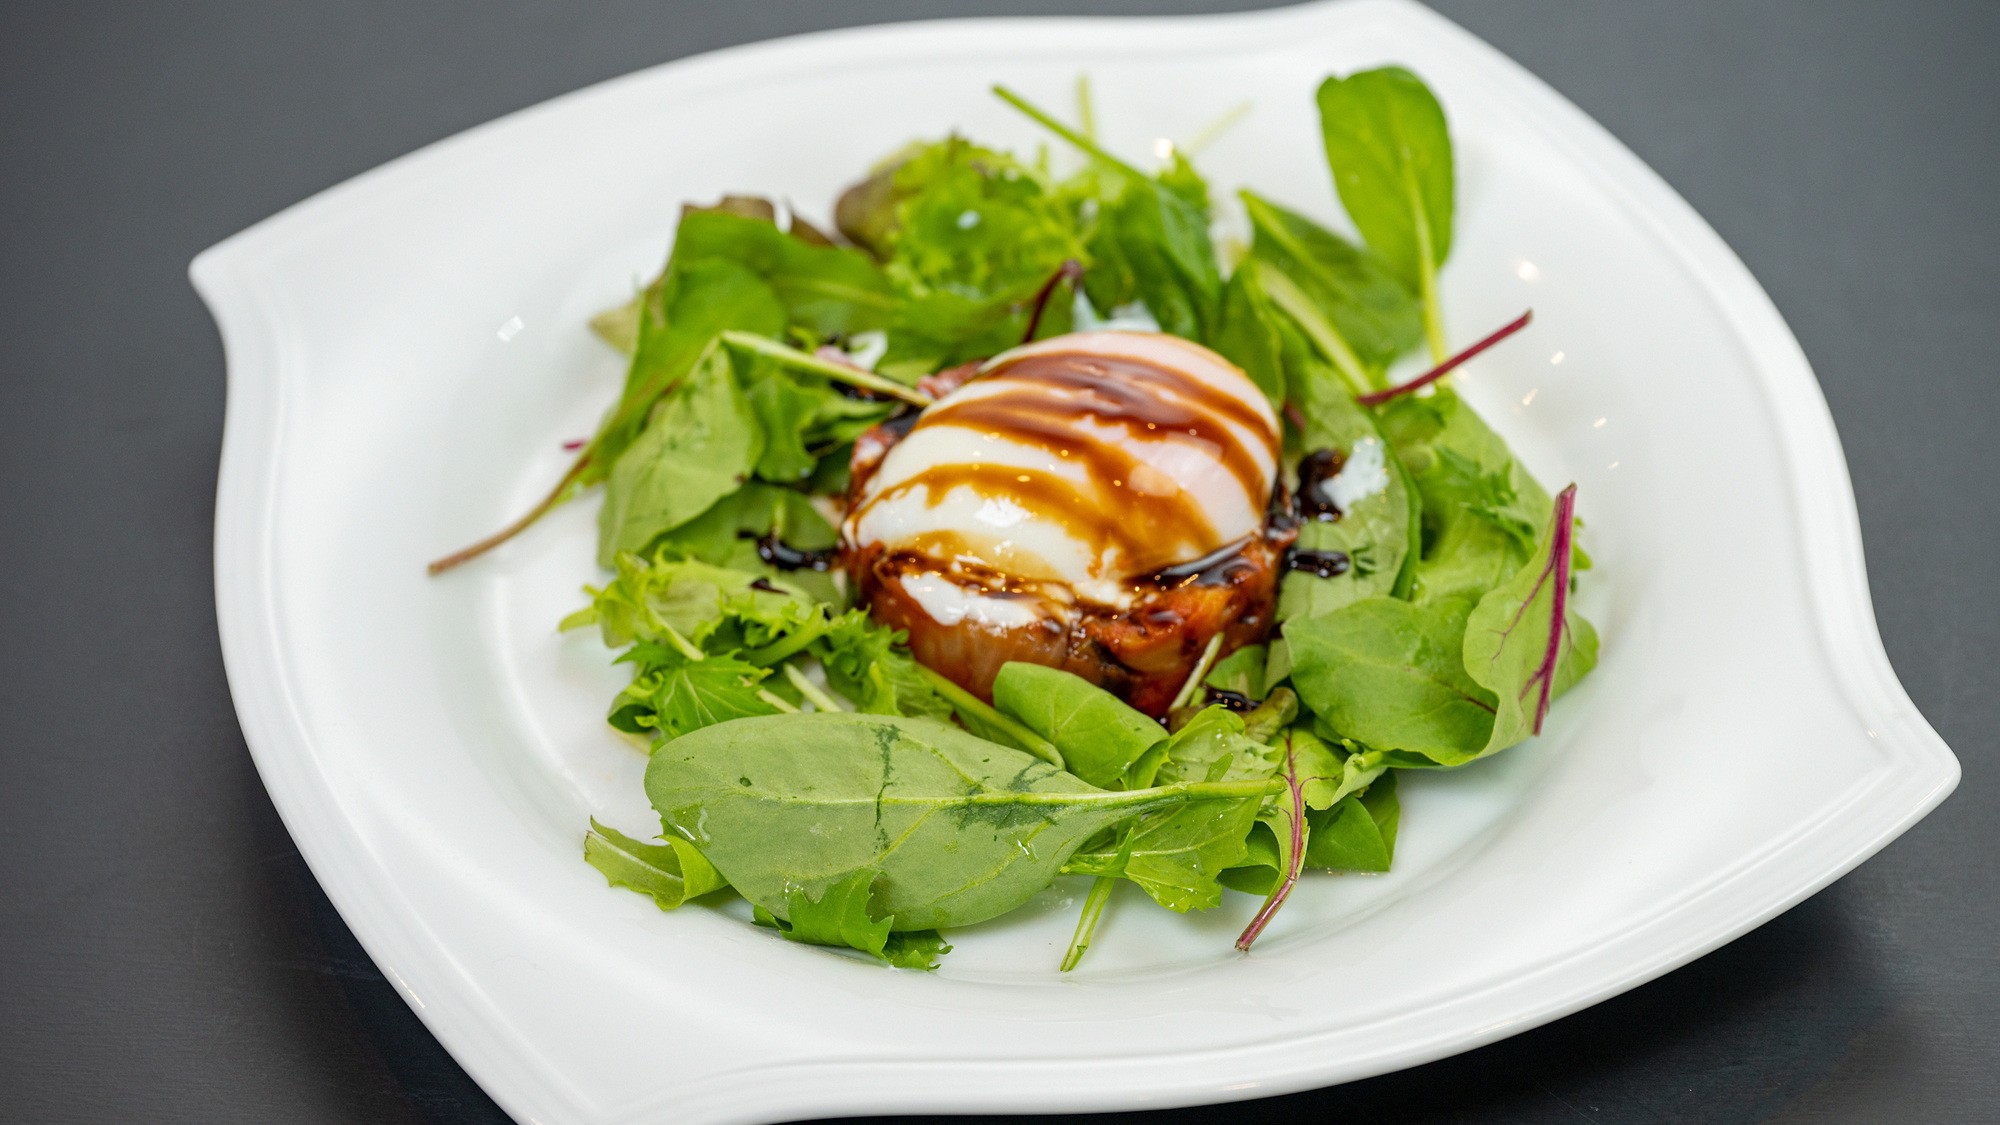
[[192, 2, 1959, 1122]]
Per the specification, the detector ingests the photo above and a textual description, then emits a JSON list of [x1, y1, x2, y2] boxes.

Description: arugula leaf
[[647, 712, 1278, 931], [993, 85, 1223, 342], [1375, 385, 1559, 601], [1064, 794, 1264, 912], [765, 868, 893, 954], [990, 662, 1167, 790], [667, 208, 898, 338], [1241, 192, 1422, 375], [582, 818, 729, 908], [750, 869, 951, 969], [1316, 66, 1455, 358], [881, 930, 954, 970], [1063, 706, 1282, 912], [607, 642, 780, 740], [597, 342, 764, 567]]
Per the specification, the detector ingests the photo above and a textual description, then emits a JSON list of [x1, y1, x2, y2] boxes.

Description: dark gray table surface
[[3, 1, 1995, 1121]]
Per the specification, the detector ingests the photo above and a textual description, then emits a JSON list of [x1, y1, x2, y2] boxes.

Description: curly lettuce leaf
[[583, 819, 729, 909]]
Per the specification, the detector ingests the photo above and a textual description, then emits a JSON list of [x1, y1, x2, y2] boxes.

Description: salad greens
[[442, 66, 1600, 970]]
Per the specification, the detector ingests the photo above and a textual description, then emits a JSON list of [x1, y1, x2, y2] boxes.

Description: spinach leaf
[[1241, 192, 1422, 374], [1216, 260, 1419, 619], [599, 259, 787, 482], [1278, 335, 1422, 621], [1204, 643, 1269, 702], [596, 343, 764, 567], [1316, 66, 1455, 358], [648, 712, 1276, 931], [991, 662, 1167, 790], [1303, 771, 1400, 872], [1212, 267, 1290, 406], [582, 818, 728, 909], [1283, 593, 1496, 762], [645, 483, 841, 603]]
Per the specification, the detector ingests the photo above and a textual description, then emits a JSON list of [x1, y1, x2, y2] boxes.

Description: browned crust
[[849, 535, 1281, 718]]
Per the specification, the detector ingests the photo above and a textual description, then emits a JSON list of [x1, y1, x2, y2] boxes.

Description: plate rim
[[191, 2, 1960, 1122]]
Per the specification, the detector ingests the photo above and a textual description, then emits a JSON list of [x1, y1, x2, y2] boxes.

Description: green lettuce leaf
[[597, 343, 764, 567], [649, 712, 1278, 931], [582, 818, 728, 909], [990, 662, 1167, 789], [1316, 66, 1455, 356]]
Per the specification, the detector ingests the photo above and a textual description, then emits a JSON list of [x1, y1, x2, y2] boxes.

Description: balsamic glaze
[[1149, 536, 1260, 587], [1285, 549, 1352, 578], [1294, 448, 1346, 522], [740, 530, 838, 572], [748, 577, 783, 593], [878, 409, 922, 439], [1206, 688, 1257, 712]]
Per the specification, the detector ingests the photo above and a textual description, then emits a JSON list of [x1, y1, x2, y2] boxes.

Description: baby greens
[[453, 64, 1602, 971]]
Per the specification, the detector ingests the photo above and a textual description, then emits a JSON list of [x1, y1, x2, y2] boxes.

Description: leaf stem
[[1236, 734, 1306, 951], [784, 663, 847, 713], [719, 330, 932, 407], [1355, 309, 1533, 407], [1253, 260, 1377, 396], [755, 689, 800, 714], [1021, 259, 1085, 344], [1168, 633, 1225, 713], [1529, 484, 1579, 733], [1060, 876, 1117, 972], [1075, 73, 1097, 144], [426, 450, 591, 574], [992, 85, 1149, 181], [659, 622, 706, 663], [914, 665, 1066, 769], [1408, 167, 1449, 365], [1183, 101, 1252, 156]]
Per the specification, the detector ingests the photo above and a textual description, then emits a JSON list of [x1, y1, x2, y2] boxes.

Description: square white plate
[[191, 2, 1958, 1122]]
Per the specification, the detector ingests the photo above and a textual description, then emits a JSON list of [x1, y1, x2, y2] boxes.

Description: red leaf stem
[[1355, 309, 1533, 406], [1021, 258, 1085, 344], [1528, 483, 1578, 733], [1236, 734, 1306, 952]]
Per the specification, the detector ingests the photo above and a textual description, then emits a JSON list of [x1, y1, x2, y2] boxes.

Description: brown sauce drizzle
[[849, 342, 1281, 596], [1294, 448, 1346, 522], [740, 530, 838, 572]]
